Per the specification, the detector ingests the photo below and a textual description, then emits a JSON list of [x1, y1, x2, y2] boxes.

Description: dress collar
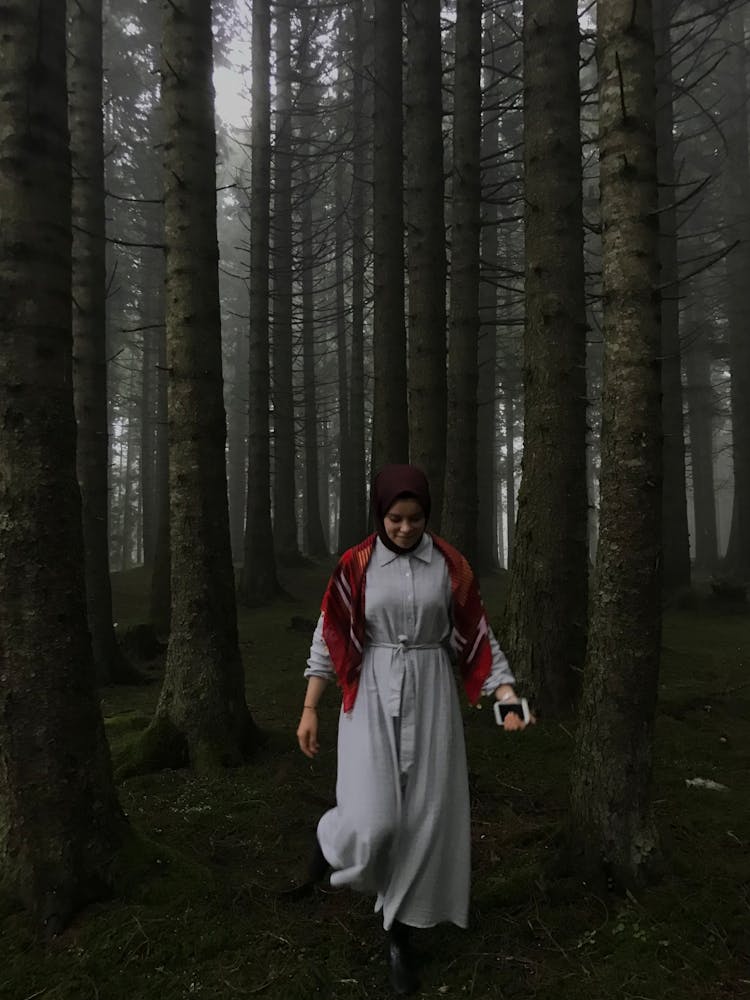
[[375, 533, 433, 567]]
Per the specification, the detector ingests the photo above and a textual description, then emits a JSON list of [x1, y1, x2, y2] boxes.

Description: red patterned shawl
[[320, 533, 493, 712]]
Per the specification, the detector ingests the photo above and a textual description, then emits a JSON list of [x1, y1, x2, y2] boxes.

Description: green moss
[[3, 565, 748, 999], [113, 716, 187, 782]]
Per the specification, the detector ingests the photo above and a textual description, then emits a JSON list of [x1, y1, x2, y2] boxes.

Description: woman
[[296, 464, 530, 995]]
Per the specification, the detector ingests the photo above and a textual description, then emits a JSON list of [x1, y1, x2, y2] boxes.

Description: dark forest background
[[1, 0, 749, 997]]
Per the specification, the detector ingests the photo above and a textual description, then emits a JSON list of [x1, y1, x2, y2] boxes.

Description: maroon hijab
[[371, 464, 431, 554]]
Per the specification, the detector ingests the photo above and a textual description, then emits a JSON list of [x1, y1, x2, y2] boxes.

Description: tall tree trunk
[[722, 7, 750, 578], [503, 0, 588, 716], [344, 0, 368, 546], [139, 259, 167, 572], [475, 6, 501, 574], [684, 298, 718, 574], [443, 0, 482, 562], [227, 328, 248, 564], [69, 0, 137, 682], [120, 377, 137, 572], [149, 314, 171, 635], [655, 0, 691, 592], [477, 325, 499, 571], [319, 423, 331, 553], [123, 0, 258, 776], [240, 0, 280, 604], [0, 0, 125, 931], [300, 163, 328, 558], [271, 3, 302, 565], [142, 168, 170, 631], [334, 60, 354, 553], [405, 0, 447, 522], [136, 485, 143, 565], [503, 362, 516, 561], [569, 0, 663, 885], [141, 327, 158, 564], [296, 12, 328, 559], [372, 0, 408, 470]]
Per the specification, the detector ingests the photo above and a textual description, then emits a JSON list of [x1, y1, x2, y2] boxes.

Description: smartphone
[[493, 698, 530, 727]]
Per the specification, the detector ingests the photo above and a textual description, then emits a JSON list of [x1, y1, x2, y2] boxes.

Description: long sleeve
[[304, 613, 336, 681], [480, 630, 516, 696]]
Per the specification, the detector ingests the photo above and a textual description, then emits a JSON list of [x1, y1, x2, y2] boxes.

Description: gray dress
[[305, 533, 515, 930]]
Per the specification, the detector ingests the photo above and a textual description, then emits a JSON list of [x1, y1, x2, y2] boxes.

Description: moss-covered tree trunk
[[569, 0, 663, 886], [405, 0, 447, 524], [271, 3, 302, 566], [442, 0, 482, 562], [129, 0, 258, 774], [239, 0, 280, 604], [502, 0, 588, 715], [0, 0, 125, 931], [372, 0, 409, 470], [69, 0, 139, 684]]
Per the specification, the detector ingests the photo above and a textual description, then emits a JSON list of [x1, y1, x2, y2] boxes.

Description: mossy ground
[[2, 565, 748, 999]]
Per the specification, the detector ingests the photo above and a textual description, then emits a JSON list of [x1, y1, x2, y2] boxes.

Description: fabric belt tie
[[369, 636, 444, 777]]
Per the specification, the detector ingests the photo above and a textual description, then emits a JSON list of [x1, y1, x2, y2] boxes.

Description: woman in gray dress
[[296, 464, 531, 995]]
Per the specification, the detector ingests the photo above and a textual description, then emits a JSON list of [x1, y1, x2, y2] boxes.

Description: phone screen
[[497, 703, 525, 722]]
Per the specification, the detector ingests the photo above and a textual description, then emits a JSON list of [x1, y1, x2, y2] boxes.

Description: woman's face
[[384, 498, 426, 549]]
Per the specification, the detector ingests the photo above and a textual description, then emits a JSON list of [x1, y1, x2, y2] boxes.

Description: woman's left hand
[[501, 711, 532, 732], [494, 685, 536, 731]]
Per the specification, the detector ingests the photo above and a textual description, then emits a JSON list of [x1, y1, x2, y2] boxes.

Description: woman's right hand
[[297, 706, 320, 758]]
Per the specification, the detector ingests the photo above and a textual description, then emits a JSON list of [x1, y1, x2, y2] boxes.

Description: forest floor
[[3, 562, 749, 1000]]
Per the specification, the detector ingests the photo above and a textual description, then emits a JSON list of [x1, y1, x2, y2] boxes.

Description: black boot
[[387, 920, 420, 995], [279, 835, 331, 900], [305, 836, 331, 885]]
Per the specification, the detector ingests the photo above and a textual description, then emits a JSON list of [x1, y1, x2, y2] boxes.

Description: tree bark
[[477, 325, 499, 571], [443, 0, 482, 562], [722, 6, 750, 578], [239, 0, 280, 604], [141, 326, 158, 565], [123, 0, 258, 776], [334, 47, 354, 553], [0, 0, 125, 931], [346, 0, 369, 545], [227, 325, 248, 565], [475, 6, 501, 574], [149, 316, 171, 635], [502, 0, 588, 715], [271, 2, 302, 565], [372, 0, 409, 470], [569, 0, 663, 886], [503, 360, 516, 562], [405, 0, 447, 522], [300, 165, 329, 559], [120, 377, 137, 571]]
